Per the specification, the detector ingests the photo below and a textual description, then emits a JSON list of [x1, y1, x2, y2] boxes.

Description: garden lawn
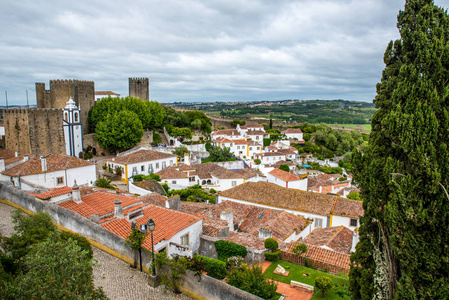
[[263, 260, 350, 300], [201, 157, 237, 163]]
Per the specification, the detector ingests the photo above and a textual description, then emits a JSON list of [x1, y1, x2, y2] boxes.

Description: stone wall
[[129, 78, 149, 101], [280, 250, 350, 275], [35, 80, 95, 134], [179, 270, 262, 300], [4, 108, 31, 154], [210, 117, 233, 129], [214, 160, 244, 170]]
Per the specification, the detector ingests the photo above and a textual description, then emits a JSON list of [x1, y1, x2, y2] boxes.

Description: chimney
[[220, 209, 234, 232], [24, 155, 29, 162], [72, 181, 81, 203], [114, 199, 124, 218], [184, 153, 190, 166], [258, 228, 272, 239], [0, 158, 5, 172], [166, 195, 181, 211], [40, 156, 47, 172], [319, 186, 322, 193], [15, 151, 18, 157]]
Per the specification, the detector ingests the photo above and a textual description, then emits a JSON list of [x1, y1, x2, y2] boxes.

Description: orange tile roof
[[1, 154, 94, 176], [59, 191, 142, 218], [95, 91, 120, 96], [286, 241, 350, 270], [241, 123, 264, 129], [0, 149, 17, 160], [246, 130, 266, 135], [232, 139, 248, 145], [212, 129, 240, 136], [219, 182, 339, 216], [156, 166, 188, 179], [331, 198, 364, 218], [303, 226, 353, 254], [268, 168, 302, 182], [101, 206, 202, 250], [214, 137, 233, 143], [107, 150, 175, 165], [29, 186, 73, 200], [282, 128, 303, 134]]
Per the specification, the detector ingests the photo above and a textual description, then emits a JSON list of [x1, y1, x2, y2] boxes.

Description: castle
[[129, 77, 149, 101]]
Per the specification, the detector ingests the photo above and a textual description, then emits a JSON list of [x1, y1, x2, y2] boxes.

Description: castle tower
[[63, 97, 83, 158], [129, 77, 149, 101], [35, 79, 95, 134]]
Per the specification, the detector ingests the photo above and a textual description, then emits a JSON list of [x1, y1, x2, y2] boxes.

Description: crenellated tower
[[129, 77, 149, 101]]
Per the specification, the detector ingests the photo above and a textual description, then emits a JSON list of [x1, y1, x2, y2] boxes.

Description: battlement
[[49, 79, 94, 86], [129, 77, 149, 82], [129, 77, 149, 101]]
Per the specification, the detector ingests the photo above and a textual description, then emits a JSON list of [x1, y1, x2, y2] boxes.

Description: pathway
[[261, 261, 313, 300], [0, 202, 190, 300]]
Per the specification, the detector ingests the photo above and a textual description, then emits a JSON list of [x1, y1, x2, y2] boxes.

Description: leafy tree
[[254, 158, 261, 165], [172, 145, 190, 158], [269, 118, 273, 129], [350, 1, 449, 299], [346, 191, 360, 200], [264, 238, 278, 251], [96, 110, 143, 151], [315, 276, 333, 298], [207, 145, 233, 162], [152, 132, 162, 146], [292, 243, 308, 256], [153, 253, 188, 294], [132, 173, 160, 182], [278, 164, 290, 172], [94, 176, 117, 189], [227, 265, 277, 299], [303, 132, 311, 141], [146, 101, 165, 129], [171, 127, 192, 139], [231, 119, 245, 128], [190, 119, 202, 130]]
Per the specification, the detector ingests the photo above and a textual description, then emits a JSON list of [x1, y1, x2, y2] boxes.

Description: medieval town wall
[[4, 108, 32, 155]]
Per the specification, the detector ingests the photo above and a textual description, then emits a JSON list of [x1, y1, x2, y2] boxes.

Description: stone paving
[[0, 202, 191, 300]]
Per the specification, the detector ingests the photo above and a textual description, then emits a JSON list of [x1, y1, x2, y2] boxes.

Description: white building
[[267, 168, 308, 190], [0, 154, 96, 191], [63, 98, 83, 158], [282, 128, 304, 141], [106, 150, 177, 184], [236, 123, 265, 136], [95, 91, 120, 101]]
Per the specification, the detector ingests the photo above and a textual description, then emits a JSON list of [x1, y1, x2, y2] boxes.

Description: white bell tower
[[63, 97, 83, 157]]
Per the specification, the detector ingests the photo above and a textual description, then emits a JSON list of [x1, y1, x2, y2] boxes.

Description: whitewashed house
[[236, 123, 265, 137], [0, 154, 96, 191], [107, 150, 177, 184], [217, 181, 364, 232], [95, 91, 120, 101], [282, 128, 304, 141], [267, 168, 308, 190]]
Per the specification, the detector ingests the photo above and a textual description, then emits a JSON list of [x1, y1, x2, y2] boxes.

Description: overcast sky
[[1, 0, 448, 105]]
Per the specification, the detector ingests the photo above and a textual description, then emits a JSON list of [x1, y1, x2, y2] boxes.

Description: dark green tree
[[96, 110, 143, 152], [349, 1, 449, 299], [278, 164, 290, 172]]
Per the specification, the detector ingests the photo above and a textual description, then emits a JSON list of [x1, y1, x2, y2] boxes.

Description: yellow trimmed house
[[106, 150, 178, 184]]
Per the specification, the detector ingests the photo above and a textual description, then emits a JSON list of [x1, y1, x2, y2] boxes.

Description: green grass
[[201, 157, 237, 163], [263, 260, 350, 300]]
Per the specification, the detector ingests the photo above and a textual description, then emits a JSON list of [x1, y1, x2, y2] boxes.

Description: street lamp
[[131, 221, 147, 272], [148, 218, 156, 276]]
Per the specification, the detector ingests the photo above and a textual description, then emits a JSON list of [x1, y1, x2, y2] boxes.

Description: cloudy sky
[[1, 0, 448, 105]]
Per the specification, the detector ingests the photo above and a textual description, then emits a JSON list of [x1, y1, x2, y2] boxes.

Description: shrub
[[254, 158, 261, 165], [102, 165, 107, 170], [315, 276, 333, 297], [152, 132, 162, 146], [347, 191, 360, 200], [338, 176, 347, 181], [201, 256, 227, 280], [292, 243, 307, 256], [94, 177, 116, 189], [264, 238, 278, 251], [227, 265, 277, 299], [264, 249, 281, 261], [263, 138, 271, 147], [59, 231, 93, 260], [215, 240, 247, 261], [278, 164, 290, 172], [209, 188, 217, 194], [226, 256, 244, 271], [114, 166, 122, 176]]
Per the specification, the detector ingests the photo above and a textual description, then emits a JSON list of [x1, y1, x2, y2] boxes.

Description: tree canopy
[[349, 1, 449, 299]]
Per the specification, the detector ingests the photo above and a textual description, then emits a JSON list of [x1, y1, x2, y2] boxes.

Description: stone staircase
[[159, 131, 169, 145]]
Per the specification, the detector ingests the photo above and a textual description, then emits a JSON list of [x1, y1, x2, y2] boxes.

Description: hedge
[[264, 249, 281, 261], [201, 256, 227, 280], [215, 240, 247, 261]]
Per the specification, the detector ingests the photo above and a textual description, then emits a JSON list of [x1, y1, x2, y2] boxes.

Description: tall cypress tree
[[349, 1, 449, 299]]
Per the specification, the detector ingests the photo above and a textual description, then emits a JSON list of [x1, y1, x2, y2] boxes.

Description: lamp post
[[148, 218, 156, 276], [131, 221, 147, 272]]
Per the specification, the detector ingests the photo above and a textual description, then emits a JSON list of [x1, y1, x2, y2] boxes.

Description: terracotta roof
[[282, 128, 303, 134], [95, 91, 120, 96], [255, 152, 287, 157], [232, 139, 248, 145], [219, 182, 340, 216], [232, 168, 266, 179], [315, 174, 343, 181], [212, 129, 240, 136], [108, 150, 175, 165], [277, 148, 297, 155], [155, 166, 188, 179], [337, 187, 360, 196], [214, 137, 233, 143], [101, 205, 202, 251], [133, 179, 166, 195], [268, 168, 302, 182], [186, 162, 244, 180], [0, 149, 17, 160], [286, 241, 350, 270], [59, 191, 142, 218], [303, 226, 353, 254], [246, 130, 266, 135], [331, 198, 364, 218], [139, 193, 167, 207], [29, 186, 73, 200], [226, 231, 267, 250], [1, 154, 94, 176], [247, 140, 262, 146], [272, 160, 296, 168]]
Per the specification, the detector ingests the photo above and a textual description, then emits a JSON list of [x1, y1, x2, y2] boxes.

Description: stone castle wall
[[35, 79, 95, 134], [129, 77, 149, 101], [4, 108, 65, 156]]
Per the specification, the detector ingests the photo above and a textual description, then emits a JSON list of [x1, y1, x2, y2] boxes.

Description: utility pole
[[26, 90, 29, 107], [5, 91, 8, 108]]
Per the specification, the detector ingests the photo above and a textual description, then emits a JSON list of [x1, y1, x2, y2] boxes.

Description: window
[[237, 146, 240, 149], [141, 165, 144, 172], [169, 160, 173, 166], [257, 147, 260, 150], [162, 162, 166, 169], [180, 233, 189, 246], [256, 136, 259, 140], [315, 218, 323, 228], [232, 181, 237, 186], [74, 112, 78, 122], [242, 146, 245, 149], [148, 164, 153, 173], [56, 177, 64, 185], [64, 113, 68, 122], [249, 147, 252, 151], [350, 219, 358, 227], [132, 167, 137, 175], [189, 176, 195, 182], [172, 180, 177, 184], [156, 162, 160, 169]]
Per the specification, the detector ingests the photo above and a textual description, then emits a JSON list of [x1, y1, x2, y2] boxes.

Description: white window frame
[[232, 181, 237, 186], [315, 218, 323, 228], [56, 176, 64, 185], [180, 233, 189, 246], [350, 218, 358, 227]]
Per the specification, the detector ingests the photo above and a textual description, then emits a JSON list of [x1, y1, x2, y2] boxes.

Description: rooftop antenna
[[26, 89, 29, 108], [5, 91, 8, 108]]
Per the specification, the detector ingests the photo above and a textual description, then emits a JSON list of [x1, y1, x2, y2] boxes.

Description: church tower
[[63, 97, 83, 157]]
